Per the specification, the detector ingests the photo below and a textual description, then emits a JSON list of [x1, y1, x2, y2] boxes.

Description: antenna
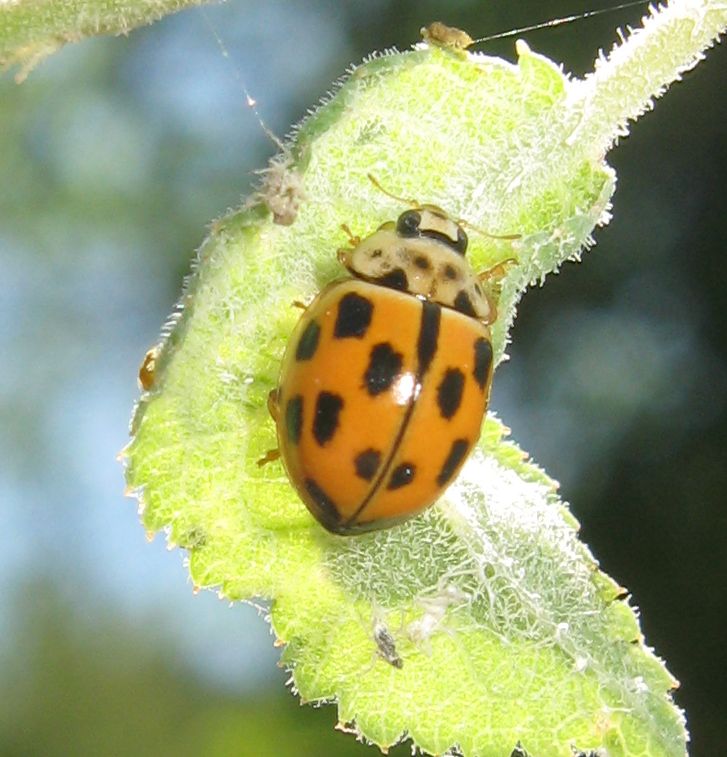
[[367, 174, 520, 241], [458, 219, 520, 242], [367, 173, 420, 207], [470, 1, 648, 46]]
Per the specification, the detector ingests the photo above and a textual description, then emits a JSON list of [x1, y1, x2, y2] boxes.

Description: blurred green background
[[1, 1, 725, 755]]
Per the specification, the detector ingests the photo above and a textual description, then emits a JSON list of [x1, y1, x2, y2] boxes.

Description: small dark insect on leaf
[[373, 620, 403, 669], [420, 22, 474, 51]]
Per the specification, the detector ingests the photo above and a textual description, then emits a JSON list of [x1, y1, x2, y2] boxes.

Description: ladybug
[[268, 200, 501, 535]]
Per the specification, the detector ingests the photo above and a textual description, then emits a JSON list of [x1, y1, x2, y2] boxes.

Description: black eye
[[396, 210, 421, 237], [454, 226, 468, 255]]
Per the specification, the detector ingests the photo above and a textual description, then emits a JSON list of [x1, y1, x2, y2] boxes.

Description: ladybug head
[[340, 205, 496, 321], [395, 207, 468, 256], [365, 175, 468, 256]]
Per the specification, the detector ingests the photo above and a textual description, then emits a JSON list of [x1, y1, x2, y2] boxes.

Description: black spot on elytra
[[364, 343, 403, 396], [437, 368, 465, 419], [295, 320, 320, 360], [417, 301, 441, 376], [454, 290, 476, 317], [387, 462, 416, 489], [334, 292, 373, 339], [473, 337, 493, 391], [443, 264, 459, 281], [304, 478, 341, 527], [354, 449, 382, 481], [377, 268, 408, 291], [414, 255, 430, 270], [436, 438, 470, 487], [285, 395, 303, 444], [313, 391, 343, 446]]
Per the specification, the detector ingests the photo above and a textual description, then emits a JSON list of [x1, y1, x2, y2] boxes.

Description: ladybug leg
[[480, 292, 498, 326], [340, 223, 361, 247], [257, 448, 281, 467], [337, 224, 361, 270], [477, 257, 518, 326], [266, 388, 280, 422], [478, 257, 517, 283], [257, 389, 282, 467], [291, 300, 307, 310]]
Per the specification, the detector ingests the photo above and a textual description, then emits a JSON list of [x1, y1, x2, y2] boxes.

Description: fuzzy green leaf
[[124, 2, 727, 755], [0, 0, 211, 81]]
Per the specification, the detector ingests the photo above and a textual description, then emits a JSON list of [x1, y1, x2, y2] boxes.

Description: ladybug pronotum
[[269, 202, 498, 535]]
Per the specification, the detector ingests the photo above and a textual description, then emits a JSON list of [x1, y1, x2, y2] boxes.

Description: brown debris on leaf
[[246, 154, 306, 226]]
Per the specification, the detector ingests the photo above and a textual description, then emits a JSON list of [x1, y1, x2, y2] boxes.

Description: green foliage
[[0, 0, 209, 81], [119, 1, 727, 755]]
